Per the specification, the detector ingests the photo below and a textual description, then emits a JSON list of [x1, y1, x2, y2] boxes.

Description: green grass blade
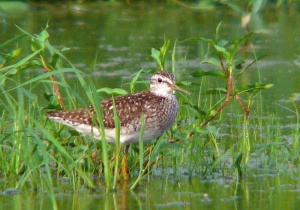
[[130, 114, 145, 190]]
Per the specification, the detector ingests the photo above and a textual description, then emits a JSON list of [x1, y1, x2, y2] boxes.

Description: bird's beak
[[172, 84, 191, 96]]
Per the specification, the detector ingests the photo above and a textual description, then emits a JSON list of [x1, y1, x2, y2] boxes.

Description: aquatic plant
[[1, 22, 296, 206], [0, 25, 184, 195], [179, 22, 273, 177]]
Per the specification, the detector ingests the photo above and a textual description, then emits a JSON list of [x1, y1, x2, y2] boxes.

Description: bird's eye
[[158, 77, 162, 83]]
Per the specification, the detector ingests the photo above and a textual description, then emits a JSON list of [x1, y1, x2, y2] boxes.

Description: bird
[[47, 70, 190, 144]]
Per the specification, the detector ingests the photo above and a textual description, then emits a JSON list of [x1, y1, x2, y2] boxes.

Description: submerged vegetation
[[0, 17, 300, 209]]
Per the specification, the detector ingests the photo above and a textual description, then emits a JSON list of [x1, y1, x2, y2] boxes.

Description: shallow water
[[1, 174, 300, 210], [1, 2, 300, 209], [1, 2, 299, 103]]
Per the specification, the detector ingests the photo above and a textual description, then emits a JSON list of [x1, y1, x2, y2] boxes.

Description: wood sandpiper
[[47, 70, 190, 143]]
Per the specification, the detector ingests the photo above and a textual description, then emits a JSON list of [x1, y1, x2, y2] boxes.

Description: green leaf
[[36, 26, 49, 43], [4, 67, 81, 93], [151, 39, 171, 70], [0, 49, 42, 72], [97, 87, 128, 95], [234, 152, 243, 176], [7, 68, 18, 75], [215, 21, 222, 41], [50, 53, 60, 67], [195, 127, 208, 135], [44, 92, 54, 102], [202, 57, 221, 68], [206, 125, 218, 136], [184, 102, 207, 118], [208, 109, 217, 118], [160, 39, 171, 67], [43, 103, 62, 110], [252, 0, 266, 13], [0, 34, 26, 49], [31, 25, 49, 51], [177, 80, 192, 86], [236, 83, 273, 94], [217, 39, 229, 47], [235, 55, 266, 79], [151, 48, 162, 70], [228, 32, 253, 57], [31, 41, 41, 52], [191, 69, 226, 78], [214, 44, 228, 55], [61, 47, 70, 52], [234, 59, 245, 69], [19, 60, 42, 71], [180, 37, 215, 46], [205, 88, 227, 94], [0, 55, 5, 65], [129, 69, 151, 93], [11, 48, 22, 58]]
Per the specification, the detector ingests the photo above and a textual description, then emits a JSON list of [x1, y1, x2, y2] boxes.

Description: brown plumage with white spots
[[47, 71, 190, 144]]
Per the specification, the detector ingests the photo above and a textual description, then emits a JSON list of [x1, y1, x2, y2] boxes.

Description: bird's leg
[[121, 145, 130, 180]]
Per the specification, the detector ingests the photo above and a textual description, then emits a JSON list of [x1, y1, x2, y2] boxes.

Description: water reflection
[[1, 175, 300, 209]]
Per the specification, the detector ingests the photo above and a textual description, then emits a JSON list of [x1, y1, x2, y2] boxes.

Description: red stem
[[201, 72, 233, 127], [41, 57, 65, 108]]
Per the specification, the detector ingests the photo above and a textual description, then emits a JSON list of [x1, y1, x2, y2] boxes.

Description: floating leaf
[[97, 87, 128, 95]]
